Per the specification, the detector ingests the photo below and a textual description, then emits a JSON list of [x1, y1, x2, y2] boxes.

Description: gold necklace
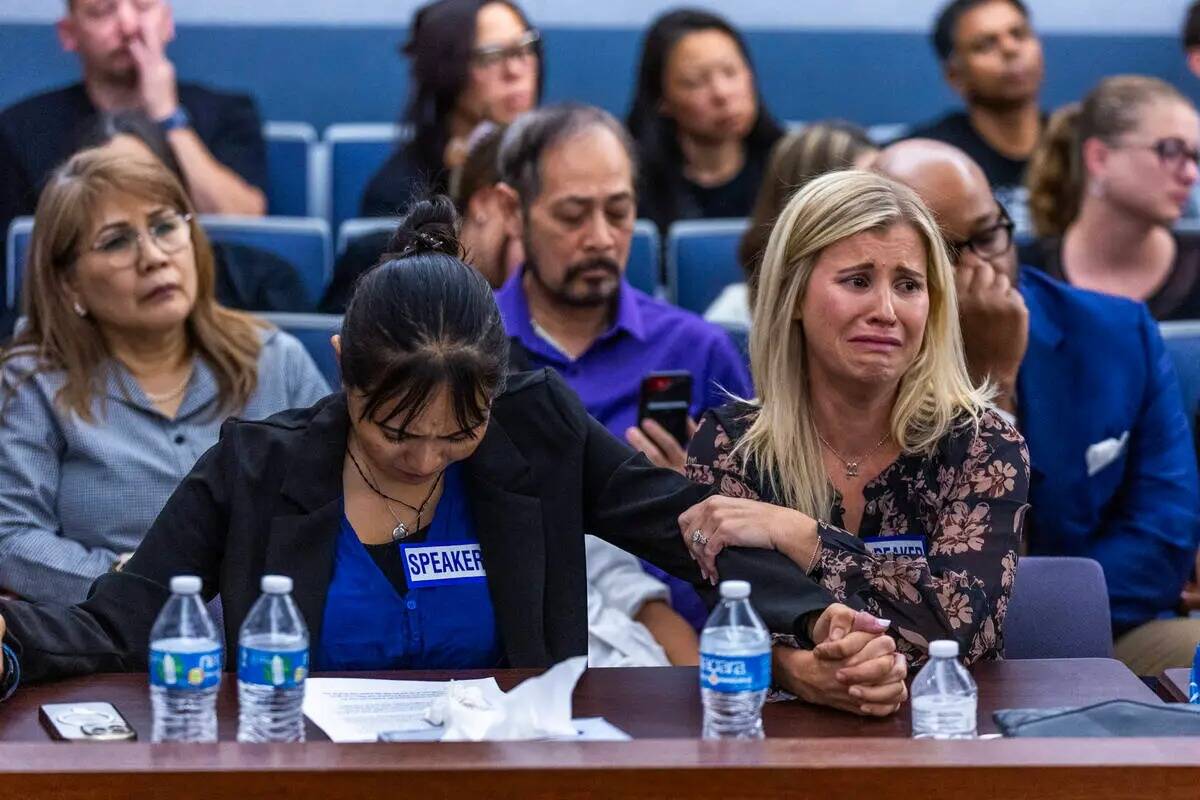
[[142, 367, 193, 404], [817, 431, 891, 478]]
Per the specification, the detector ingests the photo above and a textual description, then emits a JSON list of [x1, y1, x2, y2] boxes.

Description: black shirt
[[320, 229, 393, 313], [0, 81, 267, 244], [1021, 233, 1200, 321], [360, 146, 446, 218], [902, 111, 1037, 233], [363, 526, 431, 597], [636, 137, 777, 234], [213, 242, 312, 313]]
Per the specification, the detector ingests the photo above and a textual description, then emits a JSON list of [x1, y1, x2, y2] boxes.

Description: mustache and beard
[[524, 253, 623, 309]]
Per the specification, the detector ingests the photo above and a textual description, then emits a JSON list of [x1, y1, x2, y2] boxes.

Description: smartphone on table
[[637, 371, 693, 447]]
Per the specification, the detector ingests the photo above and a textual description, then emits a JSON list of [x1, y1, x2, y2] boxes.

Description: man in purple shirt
[[492, 104, 753, 631]]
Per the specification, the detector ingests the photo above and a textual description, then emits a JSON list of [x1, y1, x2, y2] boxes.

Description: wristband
[[156, 106, 191, 133]]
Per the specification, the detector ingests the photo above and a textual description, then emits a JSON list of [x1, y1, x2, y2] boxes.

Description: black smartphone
[[638, 371, 693, 447]]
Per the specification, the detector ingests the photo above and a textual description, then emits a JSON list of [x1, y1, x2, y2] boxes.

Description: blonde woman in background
[[681, 172, 1029, 697], [706, 121, 878, 327]]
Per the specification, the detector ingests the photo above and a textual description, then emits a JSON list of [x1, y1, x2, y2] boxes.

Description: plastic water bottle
[[911, 639, 978, 739], [699, 580, 770, 739], [149, 575, 222, 743], [237, 575, 309, 742], [1188, 642, 1200, 703]]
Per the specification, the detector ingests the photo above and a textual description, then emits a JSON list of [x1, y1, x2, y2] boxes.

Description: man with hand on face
[[902, 0, 1044, 233], [0, 0, 267, 242], [876, 140, 1200, 676], [492, 103, 753, 636]]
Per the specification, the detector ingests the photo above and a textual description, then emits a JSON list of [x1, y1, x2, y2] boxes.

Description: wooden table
[[1160, 668, 1191, 703], [2, 659, 1197, 800]]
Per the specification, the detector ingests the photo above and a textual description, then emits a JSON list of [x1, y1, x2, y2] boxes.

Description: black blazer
[[1, 370, 831, 683]]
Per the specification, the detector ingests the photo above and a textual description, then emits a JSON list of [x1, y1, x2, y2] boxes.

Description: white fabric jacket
[[585, 536, 671, 667]]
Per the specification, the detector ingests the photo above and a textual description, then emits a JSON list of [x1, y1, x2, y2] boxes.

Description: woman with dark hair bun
[[0, 196, 903, 695], [627, 8, 784, 233], [360, 0, 542, 217]]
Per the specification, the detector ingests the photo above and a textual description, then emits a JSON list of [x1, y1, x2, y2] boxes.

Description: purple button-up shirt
[[495, 269, 753, 629]]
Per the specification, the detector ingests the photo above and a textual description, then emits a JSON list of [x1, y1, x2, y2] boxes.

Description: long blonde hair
[[2, 150, 266, 421], [736, 170, 991, 519]]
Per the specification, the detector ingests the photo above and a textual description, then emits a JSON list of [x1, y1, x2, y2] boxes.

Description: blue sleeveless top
[[315, 464, 503, 670]]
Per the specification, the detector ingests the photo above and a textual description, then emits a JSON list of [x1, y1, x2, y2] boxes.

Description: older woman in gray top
[[0, 148, 329, 603]]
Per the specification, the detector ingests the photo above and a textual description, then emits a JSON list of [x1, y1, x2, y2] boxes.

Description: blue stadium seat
[[200, 216, 332, 307], [5, 216, 32, 310], [326, 124, 410, 234], [258, 312, 342, 388], [867, 122, 909, 144], [337, 217, 397, 256], [263, 122, 321, 218], [1004, 556, 1113, 659], [666, 218, 749, 314], [714, 321, 750, 371], [627, 220, 659, 296], [1161, 320, 1200, 429]]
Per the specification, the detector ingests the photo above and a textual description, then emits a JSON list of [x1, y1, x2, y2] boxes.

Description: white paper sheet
[[302, 676, 632, 743], [302, 676, 504, 743]]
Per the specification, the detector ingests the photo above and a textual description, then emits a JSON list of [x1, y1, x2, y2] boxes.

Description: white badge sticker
[[862, 536, 927, 558], [401, 542, 487, 587]]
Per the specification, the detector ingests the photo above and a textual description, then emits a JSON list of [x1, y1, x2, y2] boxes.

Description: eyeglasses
[[469, 30, 540, 71], [88, 212, 193, 269], [1116, 137, 1200, 171], [943, 203, 1014, 263]]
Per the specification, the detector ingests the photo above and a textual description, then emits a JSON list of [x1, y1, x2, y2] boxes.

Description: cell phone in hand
[[638, 371, 693, 447]]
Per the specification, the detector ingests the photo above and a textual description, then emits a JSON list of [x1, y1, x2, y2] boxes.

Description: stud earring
[[72, 301, 87, 318]]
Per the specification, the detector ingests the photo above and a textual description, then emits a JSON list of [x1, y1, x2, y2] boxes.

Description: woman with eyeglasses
[[360, 0, 541, 218], [0, 149, 329, 604], [1023, 75, 1200, 320]]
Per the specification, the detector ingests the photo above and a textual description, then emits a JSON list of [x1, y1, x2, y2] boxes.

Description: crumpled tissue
[[425, 655, 587, 741]]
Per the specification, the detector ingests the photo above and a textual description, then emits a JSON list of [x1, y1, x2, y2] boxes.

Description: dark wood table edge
[[1159, 669, 1191, 703], [4, 737, 1200, 772]]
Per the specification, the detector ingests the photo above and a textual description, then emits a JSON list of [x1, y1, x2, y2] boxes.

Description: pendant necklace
[[347, 445, 443, 541], [817, 431, 891, 478]]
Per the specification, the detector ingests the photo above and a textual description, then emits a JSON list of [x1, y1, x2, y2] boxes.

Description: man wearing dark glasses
[[876, 138, 1200, 678]]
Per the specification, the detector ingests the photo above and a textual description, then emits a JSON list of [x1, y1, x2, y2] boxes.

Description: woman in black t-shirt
[[626, 10, 783, 234], [1023, 75, 1200, 320]]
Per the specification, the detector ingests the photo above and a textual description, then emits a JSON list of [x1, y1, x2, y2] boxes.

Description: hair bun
[[386, 194, 464, 260]]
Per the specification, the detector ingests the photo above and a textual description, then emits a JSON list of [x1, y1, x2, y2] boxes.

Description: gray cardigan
[[0, 327, 329, 602]]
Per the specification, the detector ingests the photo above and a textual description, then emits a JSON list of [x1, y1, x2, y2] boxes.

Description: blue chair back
[[667, 218, 749, 314], [258, 312, 342, 387], [867, 122, 909, 144], [264, 122, 319, 218], [627, 221, 659, 296], [326, 124, 409, 234], [1161, 320, 1200, 428], [1004, 556, 1113, 659], [201, 216, 331, 307], [715, 321, 751, 370], [5, 216, 33, 310]]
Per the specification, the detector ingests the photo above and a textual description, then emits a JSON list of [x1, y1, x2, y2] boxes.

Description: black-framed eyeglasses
[[469, 29, 540, 71], [1116, 137, 1200, 171], [943, 202, 1014, 263]]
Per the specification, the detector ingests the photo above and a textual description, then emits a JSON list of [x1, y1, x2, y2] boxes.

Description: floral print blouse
[[685, 403, 1030, 667]]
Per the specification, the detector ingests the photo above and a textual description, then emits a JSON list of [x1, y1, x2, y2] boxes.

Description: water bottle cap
[[929, 639, 959, 658], [719, 580, 751, 599], [169, 575, 202, 595], [261, 575, 293, 594]]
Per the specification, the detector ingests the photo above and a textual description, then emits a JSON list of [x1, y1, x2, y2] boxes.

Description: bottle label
[[238, 647, 309, 688], [149, 647, 222, 690], [699, 651, 771, 693]]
